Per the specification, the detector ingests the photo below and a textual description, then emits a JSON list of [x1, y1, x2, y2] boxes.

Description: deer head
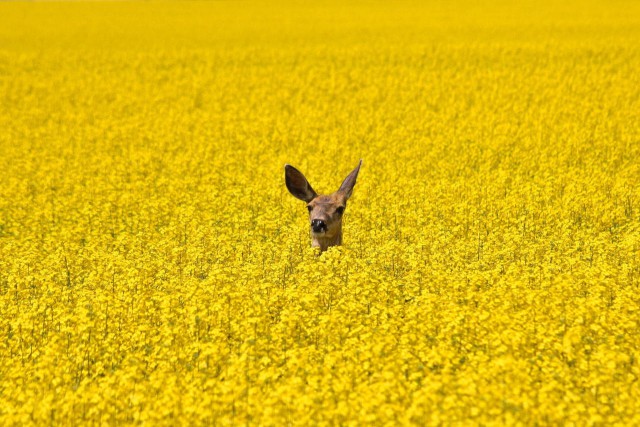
[[285, 160, 362, 252]]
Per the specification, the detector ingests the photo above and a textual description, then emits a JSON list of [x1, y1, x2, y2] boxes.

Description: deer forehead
[[309, 194, 346, 207]]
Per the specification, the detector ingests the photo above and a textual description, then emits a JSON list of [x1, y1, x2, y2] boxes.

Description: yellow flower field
[[1, 0, 639, 424]]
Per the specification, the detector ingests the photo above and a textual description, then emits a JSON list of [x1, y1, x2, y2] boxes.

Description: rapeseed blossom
[[1, 0, 639, 424]]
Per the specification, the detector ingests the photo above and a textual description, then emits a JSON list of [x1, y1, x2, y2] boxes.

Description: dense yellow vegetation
[[1, 0, 639, 424]]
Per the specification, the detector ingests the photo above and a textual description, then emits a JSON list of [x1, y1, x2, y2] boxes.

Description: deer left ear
[[338, 159, 362, 200], [285, 164, 318, 203]]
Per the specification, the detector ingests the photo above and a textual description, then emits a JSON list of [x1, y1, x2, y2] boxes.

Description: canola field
[[1, 1, 640, 425]]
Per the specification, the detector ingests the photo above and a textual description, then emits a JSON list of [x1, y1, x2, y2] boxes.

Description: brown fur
[[306, 194, 348, 251], [285, 161, 362, 252]]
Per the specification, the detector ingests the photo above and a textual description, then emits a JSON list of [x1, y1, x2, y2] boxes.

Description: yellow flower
[[1, 0, 639, 425]]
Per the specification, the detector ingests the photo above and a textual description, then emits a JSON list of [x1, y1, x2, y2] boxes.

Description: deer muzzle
[[311, 219, 328, 233]]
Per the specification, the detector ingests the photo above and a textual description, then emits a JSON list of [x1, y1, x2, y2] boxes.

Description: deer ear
[[338, 160, 362, 200], [285, 164, 317, 203]]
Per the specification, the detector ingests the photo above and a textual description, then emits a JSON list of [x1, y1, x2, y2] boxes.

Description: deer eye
[[336, 206, 345, 215], [307, 205, 313, 212]]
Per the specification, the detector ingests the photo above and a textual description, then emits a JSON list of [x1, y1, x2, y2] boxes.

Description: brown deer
[[285, 160, 362, 252]]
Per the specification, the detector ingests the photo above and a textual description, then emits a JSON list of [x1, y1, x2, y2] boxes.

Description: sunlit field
[[1, 0, 640, 424]]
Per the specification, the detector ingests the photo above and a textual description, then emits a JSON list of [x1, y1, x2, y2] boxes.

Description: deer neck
[[311, 227, 343, 252]]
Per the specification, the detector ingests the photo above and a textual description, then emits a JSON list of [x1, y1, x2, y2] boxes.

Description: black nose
[[311, 219, 327, 233]]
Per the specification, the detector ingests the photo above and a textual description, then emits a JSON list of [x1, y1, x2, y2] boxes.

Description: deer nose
[[311, 219, 327, 233]]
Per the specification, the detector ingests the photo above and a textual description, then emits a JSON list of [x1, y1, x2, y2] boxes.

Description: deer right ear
[[337, 159, 362, 200], [285, 164, 318, 203]]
